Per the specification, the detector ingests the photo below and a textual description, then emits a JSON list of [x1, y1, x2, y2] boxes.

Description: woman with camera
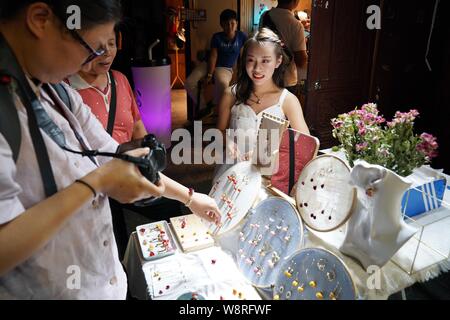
[[0, 0, 220, 299], [65, 25, 156, 260]]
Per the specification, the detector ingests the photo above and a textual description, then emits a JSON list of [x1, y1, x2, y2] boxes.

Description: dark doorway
[[305, 0, 379, 148], [369, 0, 450, 172]]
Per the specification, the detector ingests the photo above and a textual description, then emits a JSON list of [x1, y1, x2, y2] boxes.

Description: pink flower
[[356, 142, 368, 152], [331, 119, 344, 129], [331, 103, 438, 176], [361, 103, 378, 114], [375, 116, 386, 124], [392, 109, 420, 125], [357, 109, 367, 117], [358, 126, 367, 136], [417, 133, 439, 160], [410, 109, 420, 118]]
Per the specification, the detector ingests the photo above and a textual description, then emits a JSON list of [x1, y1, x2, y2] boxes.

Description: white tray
[[136, 221, 177, 261]]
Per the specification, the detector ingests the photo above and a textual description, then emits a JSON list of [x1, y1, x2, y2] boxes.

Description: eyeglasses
[[70, 30, 106, 65]]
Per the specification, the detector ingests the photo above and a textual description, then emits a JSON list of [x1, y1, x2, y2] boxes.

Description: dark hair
[[220, 9, 237, 24], [235, 28, 289, 104], [277, 0, 299, 6], [0, 0, 122, 30]]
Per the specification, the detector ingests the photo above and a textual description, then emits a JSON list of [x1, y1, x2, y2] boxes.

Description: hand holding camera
[[84, 147, 166, 204]]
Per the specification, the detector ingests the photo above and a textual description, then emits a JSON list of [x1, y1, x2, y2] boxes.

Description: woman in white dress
[[215, 28, 309, 178]]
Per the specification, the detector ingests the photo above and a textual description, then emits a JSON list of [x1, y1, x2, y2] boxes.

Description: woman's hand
[[227, 141, 240, 160], [188, 193, 222, 225]]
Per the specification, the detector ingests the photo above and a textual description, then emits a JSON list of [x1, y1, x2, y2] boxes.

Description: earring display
[[273, 248, 356, 300], [295, 155, 356, 232], [237, 197, 304, 288], [136, 221, 177, 261], [206, 161, 262, 236], [170, 214, 215, 252]]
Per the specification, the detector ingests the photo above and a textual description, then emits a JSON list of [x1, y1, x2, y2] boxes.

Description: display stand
[[171, 47, 184, 89]]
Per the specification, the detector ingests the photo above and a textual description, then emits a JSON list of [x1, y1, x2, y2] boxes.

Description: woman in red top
[[67, 28, 147, 144], [66, 28, 150, 259]]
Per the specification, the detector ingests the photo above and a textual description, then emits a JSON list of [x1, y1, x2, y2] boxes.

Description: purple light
[[132, 65, 172, 147]]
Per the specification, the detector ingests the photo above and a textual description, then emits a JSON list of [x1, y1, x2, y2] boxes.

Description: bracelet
[[75, 179, 97, 198], [184, 187, 194, 207]]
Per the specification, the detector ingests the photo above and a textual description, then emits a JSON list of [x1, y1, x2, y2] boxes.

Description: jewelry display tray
[[236, 196, 304, 288], [136, 221, 177, 261], [273, 248, 356, 300]]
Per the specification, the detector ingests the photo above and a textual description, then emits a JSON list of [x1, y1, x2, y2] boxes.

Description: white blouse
[[228, 87, 288, 156], [0, 79, 126, 299]]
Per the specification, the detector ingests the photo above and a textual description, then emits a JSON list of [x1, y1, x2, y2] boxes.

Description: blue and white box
[[401, 166, 447, 218]]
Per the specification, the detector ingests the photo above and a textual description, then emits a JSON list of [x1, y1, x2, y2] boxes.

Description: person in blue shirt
[[185, 9, 247, 116]]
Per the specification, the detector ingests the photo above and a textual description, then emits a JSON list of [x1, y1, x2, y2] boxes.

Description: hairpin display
[[206, 162, 262, 236], [136, 221, 176, 261], [237, 197, 303, 289]]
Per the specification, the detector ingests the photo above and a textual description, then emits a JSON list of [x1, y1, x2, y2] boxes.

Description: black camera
[[117, 134, 167, 207], [138, 134, 167, 184]]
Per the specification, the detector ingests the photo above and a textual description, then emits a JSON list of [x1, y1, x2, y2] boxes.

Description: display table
[[123, 186, 450, 300]]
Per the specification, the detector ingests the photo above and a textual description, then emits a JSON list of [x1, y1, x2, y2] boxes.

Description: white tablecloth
[[123, 232, 262, 300]]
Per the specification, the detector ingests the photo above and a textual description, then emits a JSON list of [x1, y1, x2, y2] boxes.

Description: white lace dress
[[214, 88, 289, 180]]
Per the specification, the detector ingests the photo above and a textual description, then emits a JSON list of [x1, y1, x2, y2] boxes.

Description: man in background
[[260, 0, 308, 94], [185, 9, 247, 117]]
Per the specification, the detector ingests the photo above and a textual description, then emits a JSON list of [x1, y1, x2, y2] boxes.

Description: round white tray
[[295, 155, 355, 231], [273, 248, 357, 300], [206, 161, 262, 236], [237, 197, 304, 288]]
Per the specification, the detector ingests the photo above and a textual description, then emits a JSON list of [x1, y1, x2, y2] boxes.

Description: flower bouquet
[[331, 103, 438, 177], [331, 103, 443, 217]]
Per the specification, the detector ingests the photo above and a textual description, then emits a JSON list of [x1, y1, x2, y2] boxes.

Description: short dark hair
[[0, 0, 122, 30], [220, 9, 237, 23]]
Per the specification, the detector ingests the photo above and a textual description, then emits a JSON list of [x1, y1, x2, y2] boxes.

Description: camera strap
[[106, 70, 117, 136], [42, 84, 98, 166], [0, 33, 59, 197]]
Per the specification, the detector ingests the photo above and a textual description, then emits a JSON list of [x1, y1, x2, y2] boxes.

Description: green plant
[[331, 103, 438, 177]]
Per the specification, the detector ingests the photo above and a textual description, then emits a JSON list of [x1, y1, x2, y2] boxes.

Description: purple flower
[[356, 142, 369, 152], [417, 133, 439, 160], [375, 116, 386, 124], [332, 103, 437, 176], [358, 126, 367, 136]]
